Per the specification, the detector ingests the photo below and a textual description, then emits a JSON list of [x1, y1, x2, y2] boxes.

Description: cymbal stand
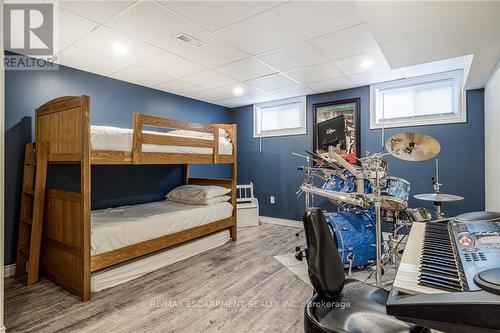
[[432, 158, 444, 219], [374, 164, 383, 287], [363, 153, 385, 287], [293, 152, 316, 238]]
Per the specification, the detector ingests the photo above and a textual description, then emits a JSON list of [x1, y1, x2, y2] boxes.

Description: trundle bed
[[36, 96, 237, 301]]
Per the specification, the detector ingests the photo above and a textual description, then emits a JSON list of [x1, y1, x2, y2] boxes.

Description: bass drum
[[325, 209, 377, 268], [326, 175, 373, 194]]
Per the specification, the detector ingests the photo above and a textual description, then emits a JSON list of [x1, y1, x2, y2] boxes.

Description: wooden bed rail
[[132, 113, 223, 164]]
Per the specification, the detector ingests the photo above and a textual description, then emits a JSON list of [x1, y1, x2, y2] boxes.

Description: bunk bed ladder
[[15, 142, 49, 285]]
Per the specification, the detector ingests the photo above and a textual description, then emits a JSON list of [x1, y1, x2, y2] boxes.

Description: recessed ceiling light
[[360, 59, 374, 69], [233, 87, 243, 96], [112, 42, 128, 56]]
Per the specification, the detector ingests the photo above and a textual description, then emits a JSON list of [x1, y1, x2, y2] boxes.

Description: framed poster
[[313, 98, 361, 164]]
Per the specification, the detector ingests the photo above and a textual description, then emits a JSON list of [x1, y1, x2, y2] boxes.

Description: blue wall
[[5, 57, 232, 265], [232, 87, 485, 221]]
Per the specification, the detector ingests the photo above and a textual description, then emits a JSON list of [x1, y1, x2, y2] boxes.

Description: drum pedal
[[295, 246, 308, 262]]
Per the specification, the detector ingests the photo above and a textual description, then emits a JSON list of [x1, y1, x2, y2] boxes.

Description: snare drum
[[325, 209, 377, 267], [406, 207, 432, 222], [380, 177, 411, 211]]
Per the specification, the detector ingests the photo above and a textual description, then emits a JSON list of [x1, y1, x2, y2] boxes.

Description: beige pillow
[[166, 184, 231, 201], [168, 195, 231, 205]]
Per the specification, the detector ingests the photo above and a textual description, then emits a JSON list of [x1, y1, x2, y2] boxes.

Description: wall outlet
[[270, 196, 275, 204]]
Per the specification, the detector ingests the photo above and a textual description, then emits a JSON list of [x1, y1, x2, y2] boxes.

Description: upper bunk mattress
[[91, 125, 233, 155], [91, 200, 233, 256]]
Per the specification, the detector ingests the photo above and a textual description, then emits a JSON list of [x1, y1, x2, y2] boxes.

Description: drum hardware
[[385, 132, 441, 161], [414, 158, 464, 219], [301, 186, 370, 209]]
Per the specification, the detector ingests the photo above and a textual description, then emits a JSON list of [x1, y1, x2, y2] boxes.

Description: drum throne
[[301, 208, 429, 333]]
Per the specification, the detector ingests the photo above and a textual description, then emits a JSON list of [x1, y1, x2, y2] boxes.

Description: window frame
[[370, 70, 466, 129], [253, 96, 307, 138]]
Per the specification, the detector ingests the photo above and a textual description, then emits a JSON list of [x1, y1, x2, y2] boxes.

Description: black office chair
[[302, 208, 429, 333]]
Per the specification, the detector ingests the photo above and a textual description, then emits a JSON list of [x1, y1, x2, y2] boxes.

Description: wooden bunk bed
[[35, 95, 237, 301]]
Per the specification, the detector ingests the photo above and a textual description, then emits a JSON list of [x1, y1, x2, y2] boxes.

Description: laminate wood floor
[[5, 223, 312, 333]]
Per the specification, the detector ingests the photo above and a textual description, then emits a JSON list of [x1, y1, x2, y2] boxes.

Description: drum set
[[296, 132, 465, 286]]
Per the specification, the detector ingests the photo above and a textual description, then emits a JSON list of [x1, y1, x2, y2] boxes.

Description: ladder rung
[[23, 189, 34, 196], [20, 217, 32, 225]]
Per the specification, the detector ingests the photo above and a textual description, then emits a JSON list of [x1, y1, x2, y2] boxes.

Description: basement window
[[370, 70, 465, 129], [253, 96, 306, 138]]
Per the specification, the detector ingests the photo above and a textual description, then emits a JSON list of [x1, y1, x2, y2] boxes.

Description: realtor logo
[[4, 3, 54, 56]]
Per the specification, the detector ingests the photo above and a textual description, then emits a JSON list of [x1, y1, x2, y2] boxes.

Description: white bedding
[[91, 200, 233, 255], [91, 125, 233, 155]]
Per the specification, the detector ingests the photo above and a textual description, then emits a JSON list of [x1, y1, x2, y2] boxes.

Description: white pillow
[[168, 195, 231, 205], [166, 184, 231, 201]]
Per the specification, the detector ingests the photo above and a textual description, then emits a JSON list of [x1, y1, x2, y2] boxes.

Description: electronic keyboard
[[387, 212, 500, 332]]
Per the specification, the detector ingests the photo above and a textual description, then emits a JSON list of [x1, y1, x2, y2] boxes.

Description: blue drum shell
[[326, 176, 373, 194], [325, 209, 377, 268]]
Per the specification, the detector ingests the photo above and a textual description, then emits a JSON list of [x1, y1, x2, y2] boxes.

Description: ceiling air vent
[[175, 33, 205, 48]]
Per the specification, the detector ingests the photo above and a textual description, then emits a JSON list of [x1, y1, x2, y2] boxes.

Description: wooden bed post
[[230, 124, 237, 241], [132, 113, 143, 164], [81, 96, 91, 302], [183, 164, 190, 184]]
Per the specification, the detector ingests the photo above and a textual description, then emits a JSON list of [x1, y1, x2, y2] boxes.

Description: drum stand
[[374, 169, 383, 287]]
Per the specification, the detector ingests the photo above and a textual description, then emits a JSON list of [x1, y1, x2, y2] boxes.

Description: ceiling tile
[[236, 91, 273, 105], [159, 1, 271, 32], [215, 10, 303, 55], [275, 1, 364, 38], [182, 70, 237, 89], [58, 8, 99, 44], [334, 49, 390, 75], [216, 82, 262, 97], [139, 52, 205, 78], [349, 68, 407, 86], [110, 65, 173, 87], [215, 58, 276, 81], [256, 41, 327, 72], [155, 80, 204, 96], [188, 90, 232, 102], [311, 24, 379, 61], [74, 26, 164, 64], [58, 1, 136, 23], [306, 76, 356, 93], [58, 46, 129, 76], [213, 97, 246, 108], [268, 85, 316, 100], [246, 73, 297, 91], [285, 62, 343, 84], [107, 1, 247, 68]]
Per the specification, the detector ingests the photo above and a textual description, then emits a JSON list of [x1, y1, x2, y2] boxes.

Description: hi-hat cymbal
[[414, 193, 464, 202], [385, 133, 441, 161]]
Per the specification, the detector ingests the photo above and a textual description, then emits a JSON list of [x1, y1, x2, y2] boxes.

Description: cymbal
[[414, 193, 464, 202], [385, 133, 441, 161]]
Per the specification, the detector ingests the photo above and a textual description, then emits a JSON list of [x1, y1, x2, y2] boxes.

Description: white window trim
[[253, 96, 307, 138], [370, 70, 467, 129]]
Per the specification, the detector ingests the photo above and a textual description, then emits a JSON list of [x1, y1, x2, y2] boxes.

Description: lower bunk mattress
[[91, 200, 233, 256]]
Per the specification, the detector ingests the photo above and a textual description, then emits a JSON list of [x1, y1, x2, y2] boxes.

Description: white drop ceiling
[[8, 1, 500, 108]]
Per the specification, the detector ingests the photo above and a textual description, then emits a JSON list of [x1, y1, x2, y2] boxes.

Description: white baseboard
[[260, 216, 303, 229], [5, 264, 16, 278]]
